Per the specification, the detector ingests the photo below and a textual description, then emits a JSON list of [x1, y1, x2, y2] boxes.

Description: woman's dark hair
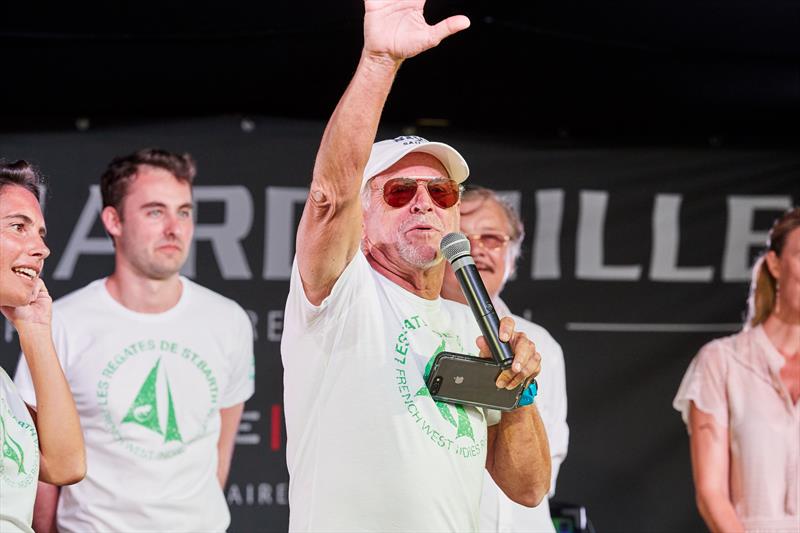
[[0, 160, 42, 201]]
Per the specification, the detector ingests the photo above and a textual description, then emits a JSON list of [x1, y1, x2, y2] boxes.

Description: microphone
[[440, 232, 514, 367]]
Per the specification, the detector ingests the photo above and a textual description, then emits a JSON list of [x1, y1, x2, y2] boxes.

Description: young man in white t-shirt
[[281, 3, 552, 531], [14, 149, 255, 533], [441, 186, 570, 533]]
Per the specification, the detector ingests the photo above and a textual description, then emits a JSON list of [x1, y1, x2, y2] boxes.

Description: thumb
[[429, 15, 470, 45]]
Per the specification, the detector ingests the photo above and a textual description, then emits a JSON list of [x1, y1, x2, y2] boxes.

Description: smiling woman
[[0, 160, 85, 533]]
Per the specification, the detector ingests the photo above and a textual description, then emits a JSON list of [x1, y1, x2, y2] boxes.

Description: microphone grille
[[440, 232, 471, 263]]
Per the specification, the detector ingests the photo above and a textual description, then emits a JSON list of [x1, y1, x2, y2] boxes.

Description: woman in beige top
[[674, 207, 800, 533]]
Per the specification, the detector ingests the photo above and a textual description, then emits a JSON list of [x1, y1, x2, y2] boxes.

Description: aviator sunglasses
[[381, 177, 462, 209]]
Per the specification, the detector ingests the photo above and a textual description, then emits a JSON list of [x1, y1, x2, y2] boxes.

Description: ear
[[101, 206, 122, 239], [764, 250, 781, 281]]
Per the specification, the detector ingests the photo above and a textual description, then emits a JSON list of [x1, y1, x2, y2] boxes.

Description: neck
[[440, 282, 468, 305], [105, 264, 183, 314], [365, 248, 445, 300], [762, 313, 800, 358]]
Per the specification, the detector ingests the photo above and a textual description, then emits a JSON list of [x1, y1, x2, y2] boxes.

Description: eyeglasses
[[465, 233, 511, 250], [380, 177, 462, 209]]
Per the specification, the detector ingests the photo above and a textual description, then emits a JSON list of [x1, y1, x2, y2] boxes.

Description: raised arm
[[296, 0, 469, 304], [1, 280, 85, 486]]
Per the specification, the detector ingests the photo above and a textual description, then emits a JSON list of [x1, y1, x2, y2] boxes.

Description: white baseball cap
[[361, 135, 470, 190]]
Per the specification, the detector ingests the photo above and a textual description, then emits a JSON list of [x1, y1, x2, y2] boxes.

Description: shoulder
[[52, 278, 106, 313], [696, 328, 749, 362], [689, 328, 756, 378], [181, 277, 247, 316]]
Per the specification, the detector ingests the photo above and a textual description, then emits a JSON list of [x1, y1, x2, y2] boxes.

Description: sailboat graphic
[[121, 358, 183, 443], [0, 415, 26, 474], [414, 337, 475, 442]]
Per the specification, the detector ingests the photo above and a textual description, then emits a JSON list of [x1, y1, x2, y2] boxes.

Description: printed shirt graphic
[[0, 367, 38, 533], [14, 278, 254, 533], [283, 252, 495, 533]]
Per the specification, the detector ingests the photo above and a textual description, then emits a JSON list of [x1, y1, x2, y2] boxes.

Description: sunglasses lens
[[383, 179, 418, 207], [381, 178, 460, 208], [427, 179, 460, 209]]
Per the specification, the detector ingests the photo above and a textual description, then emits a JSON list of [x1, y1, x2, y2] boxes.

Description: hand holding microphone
[[440, 232, 540, 390]]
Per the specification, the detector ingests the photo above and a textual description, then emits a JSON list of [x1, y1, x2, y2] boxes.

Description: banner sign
[[1, 117, 797, 532]]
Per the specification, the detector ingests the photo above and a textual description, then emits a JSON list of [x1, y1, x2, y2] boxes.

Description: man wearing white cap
[[281, 2, 551, 532]]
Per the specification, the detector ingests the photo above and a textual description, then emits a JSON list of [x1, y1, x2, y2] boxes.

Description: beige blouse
[[674, 325, 800, 532]]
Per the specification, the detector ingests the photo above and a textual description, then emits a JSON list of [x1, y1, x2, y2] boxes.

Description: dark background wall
[[2, 1, 799, 532]]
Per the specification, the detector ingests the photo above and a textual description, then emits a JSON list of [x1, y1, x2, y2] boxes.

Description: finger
[[497, 333, 535, 387], [526, 350, 542, 380], [510, 331, 533, 373], [30, 279, 47, 301], [505, 369, 528, 390], [498, 316, 515, 343], [429, 15, 470, 45], [509, 351, 541, 389], [496, 359, 534, 390], [475, 335, 492, 359], [495, 368, 514, 389]]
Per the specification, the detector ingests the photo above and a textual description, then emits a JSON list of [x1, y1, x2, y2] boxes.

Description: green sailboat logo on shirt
[[392, 315, 487, 460], [96, 338, 220, 461], [415, 338, 475, 442], [0, 398, 37, 487], [0, 416, 26, 474], [121, 358, 183, 443]]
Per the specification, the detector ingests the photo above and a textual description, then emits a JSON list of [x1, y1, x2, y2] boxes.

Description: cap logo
[[392, 135, 429, 146]]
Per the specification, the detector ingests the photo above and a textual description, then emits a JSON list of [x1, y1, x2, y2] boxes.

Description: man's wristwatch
[[517, 379, 538, 407]]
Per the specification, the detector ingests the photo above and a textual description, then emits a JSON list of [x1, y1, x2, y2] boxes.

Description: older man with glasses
[[442, 186, 570, 533], [280, 2, 551, 532]]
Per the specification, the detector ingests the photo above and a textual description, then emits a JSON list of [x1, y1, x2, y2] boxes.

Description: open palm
[[363, 0, 469, 59]]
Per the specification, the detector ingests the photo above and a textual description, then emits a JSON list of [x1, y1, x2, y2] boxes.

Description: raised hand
[[0, 278, 53, 331], [363, 0, 470, 61]]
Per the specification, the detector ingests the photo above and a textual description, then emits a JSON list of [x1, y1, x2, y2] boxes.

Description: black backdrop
[[1, 117, 798, 531]]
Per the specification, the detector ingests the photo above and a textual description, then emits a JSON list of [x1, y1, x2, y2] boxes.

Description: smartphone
[[425, 351, 525, 411]]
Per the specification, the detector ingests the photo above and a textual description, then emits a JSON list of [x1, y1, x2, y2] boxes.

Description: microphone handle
[[454, 262, 515, 366]]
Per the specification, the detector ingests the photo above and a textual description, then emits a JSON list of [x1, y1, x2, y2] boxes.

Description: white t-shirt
[[479, 299, 569, 533], [14, 277, 254, 533], [0, 368, 38, 533], [282, 252, 497, 532]]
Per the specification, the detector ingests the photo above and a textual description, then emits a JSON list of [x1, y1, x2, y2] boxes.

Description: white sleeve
[[285, 251, 369, 329], [220, 304, 256, 408], [282, 251, 371, 370], [537, 335, 569, 496], [673, 339, 730, 431], [484, 408, 502, 427], [12, 351, 35, 407]]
